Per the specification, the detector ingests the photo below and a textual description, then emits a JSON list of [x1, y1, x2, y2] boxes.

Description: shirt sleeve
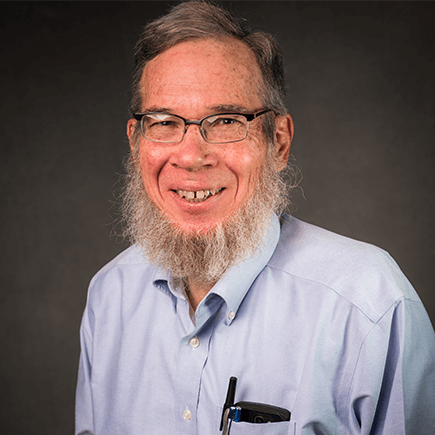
[[75, 308, 95, 435], [347, 297, 435, 434], [402, 300, 435, 433]]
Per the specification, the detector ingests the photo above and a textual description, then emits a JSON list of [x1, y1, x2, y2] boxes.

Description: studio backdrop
[[1, 2, 434, 434]]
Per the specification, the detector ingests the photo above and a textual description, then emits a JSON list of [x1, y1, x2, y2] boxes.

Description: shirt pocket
[[228, 420, 291, 434]]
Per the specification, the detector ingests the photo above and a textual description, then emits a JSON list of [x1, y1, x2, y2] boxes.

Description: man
[[76, 2, 435, 434]]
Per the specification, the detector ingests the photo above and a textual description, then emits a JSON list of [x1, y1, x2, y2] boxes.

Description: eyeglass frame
[[132, 109, 274, 144]]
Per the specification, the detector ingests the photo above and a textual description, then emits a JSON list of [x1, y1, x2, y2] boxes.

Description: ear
[[274, 114, 294, 171], [127, 118, 138, 152]]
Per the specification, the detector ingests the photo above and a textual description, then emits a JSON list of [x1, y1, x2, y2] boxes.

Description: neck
[[185, 279, 215, 311]]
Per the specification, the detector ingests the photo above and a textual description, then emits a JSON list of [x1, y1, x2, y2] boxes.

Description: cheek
[[228, 146, 267, 186], [138, 145, 168, 188]]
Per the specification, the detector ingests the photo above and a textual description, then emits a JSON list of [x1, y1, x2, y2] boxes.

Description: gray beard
[[120, 140, 288, 288]]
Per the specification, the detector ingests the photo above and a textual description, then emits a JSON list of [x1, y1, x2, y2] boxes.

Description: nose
[[169, 125, 218, 171]]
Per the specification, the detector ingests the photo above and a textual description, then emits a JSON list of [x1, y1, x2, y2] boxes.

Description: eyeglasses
[[132, 109, 273, 144]]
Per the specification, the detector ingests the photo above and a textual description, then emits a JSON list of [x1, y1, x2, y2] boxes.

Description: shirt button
[[189, 337, 200, 348], [228, 311, 235, 320], [183, 407, 192, 420]]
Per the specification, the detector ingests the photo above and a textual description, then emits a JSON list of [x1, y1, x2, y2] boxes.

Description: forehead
[[140, 38, 263, 113]]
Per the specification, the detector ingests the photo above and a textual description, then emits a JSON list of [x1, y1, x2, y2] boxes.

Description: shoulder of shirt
[[88, 244, 152, 286], [84, 245, 160, 311], [268, 214, 420, 323]]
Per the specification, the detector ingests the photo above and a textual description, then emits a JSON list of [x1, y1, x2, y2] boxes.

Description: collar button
[[189, 336, 200, 348]]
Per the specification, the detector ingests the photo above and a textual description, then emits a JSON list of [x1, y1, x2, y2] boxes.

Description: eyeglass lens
[[142, 113, 248, 143]]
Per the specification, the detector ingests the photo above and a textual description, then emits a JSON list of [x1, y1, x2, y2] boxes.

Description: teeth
[[176, 188, 223, 202]]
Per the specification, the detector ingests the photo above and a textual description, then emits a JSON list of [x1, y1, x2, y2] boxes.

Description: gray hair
[[129, 1, 287, 142]]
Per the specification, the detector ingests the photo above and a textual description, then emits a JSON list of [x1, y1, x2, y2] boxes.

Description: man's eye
[[156, 120, 174, 126], [148, 118, 179, 128], [214, 117, 242, 127]]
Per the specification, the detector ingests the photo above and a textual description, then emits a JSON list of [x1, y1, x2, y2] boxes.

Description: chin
[[170, 219, 223, 236]]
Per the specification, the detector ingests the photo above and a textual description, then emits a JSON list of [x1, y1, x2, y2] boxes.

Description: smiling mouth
[[174, 188, 224, 203]]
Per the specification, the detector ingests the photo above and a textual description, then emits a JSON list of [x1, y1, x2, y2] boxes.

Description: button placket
[[174, 295, 224, 433]]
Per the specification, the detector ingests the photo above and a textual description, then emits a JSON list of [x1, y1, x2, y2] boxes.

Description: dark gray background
[[1, 1, 434, 433]]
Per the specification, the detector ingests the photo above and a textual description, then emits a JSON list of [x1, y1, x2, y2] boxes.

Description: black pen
[[220, 376, 237, 431]]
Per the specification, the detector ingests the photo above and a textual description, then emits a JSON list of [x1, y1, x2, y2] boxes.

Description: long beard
[[120, 140, 288, 288]]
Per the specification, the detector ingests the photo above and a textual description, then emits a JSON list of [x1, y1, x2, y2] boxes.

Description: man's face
[[127, 38, 290, 234]]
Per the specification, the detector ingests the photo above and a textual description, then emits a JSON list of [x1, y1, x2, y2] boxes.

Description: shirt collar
[[207, 214, 281, 324], [153, 214, 281, 324]]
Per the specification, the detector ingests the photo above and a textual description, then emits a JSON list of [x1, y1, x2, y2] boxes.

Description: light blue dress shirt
[[76, 214, 435, 434]]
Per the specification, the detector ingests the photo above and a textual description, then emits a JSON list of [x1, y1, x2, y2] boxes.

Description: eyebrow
[[141, 106, 173, 114], [208, 104, 251, 114], [140, 104, 255, 116]]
